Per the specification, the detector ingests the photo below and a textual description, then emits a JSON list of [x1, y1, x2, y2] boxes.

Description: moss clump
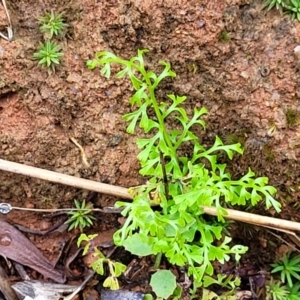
[[186, 63, 198, 73], [285, 108, 299, 127], [218, 30, 230, 42], [262, 144, 275, 161]]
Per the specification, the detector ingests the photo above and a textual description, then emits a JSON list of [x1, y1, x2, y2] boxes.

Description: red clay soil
[[1, 0, 300, 299]]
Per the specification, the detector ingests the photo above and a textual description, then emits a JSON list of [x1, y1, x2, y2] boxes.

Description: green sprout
[[33, 40, 63, 70], [87, 50, 281, 287], [38, 11, 67, 39], [266, 277, 289, 300], [262, 0, 286, 11], [266, 277, 300, 300], [285, 0, 300, 21], [271, 252, 300, 287], [65, 199, 96, 232], [77, 234, 126, 290], [288, 282, 300, 299], [261, 0, 300, 22]]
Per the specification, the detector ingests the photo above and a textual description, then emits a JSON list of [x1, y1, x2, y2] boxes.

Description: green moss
[[41, 197, 53, 207], [186, 63, 198, 73], [262, 144, 275, 161], [224, 133, 246, 147], [285, 108, 299, 127], [218, 30, 230, 42]]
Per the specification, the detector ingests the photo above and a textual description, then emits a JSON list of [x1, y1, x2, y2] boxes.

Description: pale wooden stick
[[1, 159, 300, 233], [0, 159, 131, 199], [201, 206, 300, 232]]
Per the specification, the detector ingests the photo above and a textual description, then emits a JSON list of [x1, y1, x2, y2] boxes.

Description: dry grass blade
[[0, 0, 13, 41], [69, 137, 90, 168]]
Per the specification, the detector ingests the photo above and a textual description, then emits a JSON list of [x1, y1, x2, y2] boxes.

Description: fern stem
[[154, 252, 163, 269]]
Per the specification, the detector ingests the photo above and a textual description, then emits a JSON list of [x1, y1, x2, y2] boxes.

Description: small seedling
[[38, 11, 67, 39], [261, 0, 300, 22], [262, 0, 286, 11], [77, 234, 127, 290], [33, 40, 63, 70], [271, 252, 300, 287], [288, 282, 300, 299], [266, 277, 289, 300], [285, 0, 300, 21], [65, 199, 96, 232]]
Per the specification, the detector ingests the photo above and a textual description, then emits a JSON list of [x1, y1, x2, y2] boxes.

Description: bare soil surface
[[1, 0, 300, 299]]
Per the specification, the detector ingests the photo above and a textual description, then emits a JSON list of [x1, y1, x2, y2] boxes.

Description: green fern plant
[[87, 50, 281, 287]]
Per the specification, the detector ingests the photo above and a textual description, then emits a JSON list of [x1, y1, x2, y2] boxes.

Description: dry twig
[[1, 159, 300, 233]]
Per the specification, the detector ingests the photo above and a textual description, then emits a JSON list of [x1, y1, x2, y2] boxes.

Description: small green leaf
[[129, 86, 147, 106], [77, 234, 90, 252], [103, 276, 119, 290], [101, 64, 111, 78], [265, 193, 281, 213], [116, 66, 130, 78], [167, 247, 186, 266], [150, 270, 177, 299], [92, 259, 104, 275], [123, 234, 153, 256], [128, 70, 143, 90], [201, 288, 221, 299], [113, 262, 127, 277]]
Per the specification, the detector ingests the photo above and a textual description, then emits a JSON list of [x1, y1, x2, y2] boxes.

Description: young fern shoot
[[87, 50, 281, 287]]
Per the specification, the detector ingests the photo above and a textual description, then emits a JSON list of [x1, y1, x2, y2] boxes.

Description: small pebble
[[40, 220, 51, 231], [101, 290, 144, 300], [294, 45, 300, 60], [240, 71, 249, 79], [270, 91, 280, 102], [197, 20, 205, 27]]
